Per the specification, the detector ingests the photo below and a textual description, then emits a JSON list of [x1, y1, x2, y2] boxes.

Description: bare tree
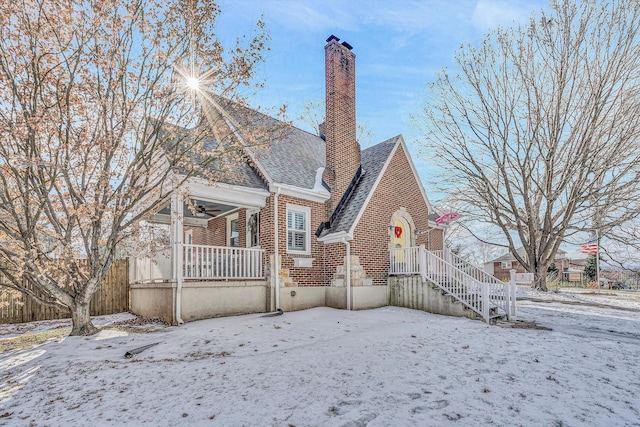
[[418, 0, 640, 290], [0, 0, 275, 334], [299, 99, 372, 146]]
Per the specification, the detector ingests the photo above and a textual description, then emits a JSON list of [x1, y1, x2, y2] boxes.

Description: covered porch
[[131, 244, 264, 282], [130, 179, 272, 324], [131, 178, 269, 282]]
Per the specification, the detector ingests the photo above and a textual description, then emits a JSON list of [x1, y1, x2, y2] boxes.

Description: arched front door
[[393, 217, 410, 250], [391, 217, 412, 272]]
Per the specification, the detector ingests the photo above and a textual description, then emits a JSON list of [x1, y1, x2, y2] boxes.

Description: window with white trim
[[184, 230, 193, 274], [184, 230, 193, 245], [246, 209, 260, 248], [286, 204, 311, 254], [227, 213, 239, 247], [501, 261, 512, 269]]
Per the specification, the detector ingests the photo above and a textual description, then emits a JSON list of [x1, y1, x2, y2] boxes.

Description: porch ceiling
[[156, 200, 237, 219]]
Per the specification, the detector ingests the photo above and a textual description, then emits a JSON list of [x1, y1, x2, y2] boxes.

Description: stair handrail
[[445, 250, 506, 287], [442, 250, 516, 319], [425, 250, 510, 322], [424, 251, 486, 319]]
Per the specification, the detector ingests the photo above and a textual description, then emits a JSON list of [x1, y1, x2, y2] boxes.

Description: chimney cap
[[326, 34, 340, 43], [341, 41, 353, 50]]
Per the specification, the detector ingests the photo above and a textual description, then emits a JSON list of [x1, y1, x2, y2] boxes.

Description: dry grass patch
[[0, 328, 69, 353]]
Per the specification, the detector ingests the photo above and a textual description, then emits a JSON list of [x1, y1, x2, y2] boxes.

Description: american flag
[[579, 236, 598, 255]]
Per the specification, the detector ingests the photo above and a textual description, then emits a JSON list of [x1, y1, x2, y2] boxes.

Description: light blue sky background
[[216, 0, 547, 146], [213, 0, 588, 260]]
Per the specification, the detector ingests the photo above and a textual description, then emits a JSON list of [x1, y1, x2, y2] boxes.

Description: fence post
[[419, 245, 426, 281]]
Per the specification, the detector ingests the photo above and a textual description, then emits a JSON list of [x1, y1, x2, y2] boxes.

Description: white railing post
[[504, 276, 511, 320], [481, 282, 490, 322], [510, 269, 517, 319], [419, 245, 427, 280]]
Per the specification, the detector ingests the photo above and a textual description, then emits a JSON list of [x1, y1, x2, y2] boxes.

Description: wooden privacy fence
[[0, 259, 130, 324]]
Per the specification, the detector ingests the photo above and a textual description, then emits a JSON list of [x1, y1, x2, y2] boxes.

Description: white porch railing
[[183, 244, 264, 280], [389, 247, 424, 276], [389, 246, 516, 322], [131, 251, 172, 282]]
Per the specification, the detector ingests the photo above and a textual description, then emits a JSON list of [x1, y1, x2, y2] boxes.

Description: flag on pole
[[435, 212, 462, 225], [579, 236, 598, 255]]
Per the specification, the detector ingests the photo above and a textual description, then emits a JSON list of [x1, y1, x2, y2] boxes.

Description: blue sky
[[216, 0, 547, 145], [213, 1, 603, 258]]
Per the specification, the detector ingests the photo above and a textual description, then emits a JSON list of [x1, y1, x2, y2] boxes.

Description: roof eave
[[270, 182, 330, 203], [317, 230, 353, 244]]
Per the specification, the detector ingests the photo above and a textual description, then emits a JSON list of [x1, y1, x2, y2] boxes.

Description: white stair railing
[[440, 249, 506, 286], [441, 249, 515, 319], [426, 249, 514, 321], [424, 251, 487, 319], [183, 245, 264, 280], [389, 246, 516, 322]]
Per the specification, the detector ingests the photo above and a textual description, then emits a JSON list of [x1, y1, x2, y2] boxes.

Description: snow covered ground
[[1, 288, 639, 426]]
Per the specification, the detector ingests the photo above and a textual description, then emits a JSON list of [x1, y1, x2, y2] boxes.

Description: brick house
[[483, 247, 579, 282], [130, 35, 444, 324]]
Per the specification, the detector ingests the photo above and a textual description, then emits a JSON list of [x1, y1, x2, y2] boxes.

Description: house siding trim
[[185, 177, 270, 208], [317, 230, 352, 244], [270, 182, 330, 203]]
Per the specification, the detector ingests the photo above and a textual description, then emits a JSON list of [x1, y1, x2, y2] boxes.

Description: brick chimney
[[323, 35, 361, 213]]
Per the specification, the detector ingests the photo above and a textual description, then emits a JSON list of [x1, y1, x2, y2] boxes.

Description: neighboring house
[[563, 257, 585, 284], [130, 36, 446, 324], [483, 247, 581, 282]]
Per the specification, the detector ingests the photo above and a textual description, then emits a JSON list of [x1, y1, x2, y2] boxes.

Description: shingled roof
[[319, 135, 400, 237], [158, 122, 267, 191], [251, 127, 325, 189], [165, 96, 407, 230], [210, 96, 325, 190]]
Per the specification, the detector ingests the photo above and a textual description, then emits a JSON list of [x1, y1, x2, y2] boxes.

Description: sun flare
[[185, 76, 200, 91]]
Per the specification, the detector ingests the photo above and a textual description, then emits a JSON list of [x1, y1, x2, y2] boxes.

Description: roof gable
[[319, 136, 400, 239], [319, 134, 435, 240], [210, 96, 326, 191]]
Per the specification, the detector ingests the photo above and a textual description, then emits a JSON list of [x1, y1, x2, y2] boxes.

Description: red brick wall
[[427, 228, 443, 252], [324, 38, 361, 212], [187, 210, 246, 247], [187, 216, 223, 247], [351, 142, 436, 286], [493, 261, 527, 281], [253, 194, 330, 286]]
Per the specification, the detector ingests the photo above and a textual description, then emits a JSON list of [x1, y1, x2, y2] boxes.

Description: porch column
[[170, 193, 184, 324]]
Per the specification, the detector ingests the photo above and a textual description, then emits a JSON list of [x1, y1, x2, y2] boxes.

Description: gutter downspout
[[342, 237, 351, 310], [171, 193, 185, 325], [273, 187, 281, 311]]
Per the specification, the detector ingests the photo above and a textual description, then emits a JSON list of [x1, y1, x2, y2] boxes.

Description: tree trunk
[[70, 301, 98, 336], [532, 265, 549, 291]]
